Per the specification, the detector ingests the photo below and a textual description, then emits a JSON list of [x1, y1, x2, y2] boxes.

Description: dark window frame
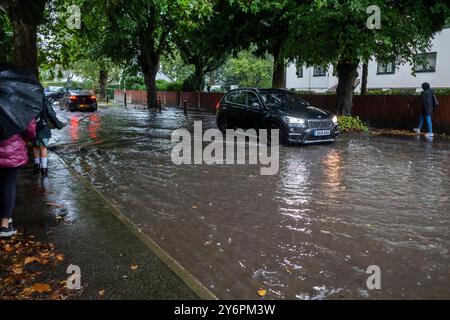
[[313, 66, 327, 77], [377, 60, 396, 75], [296, 65, 304, 78], [414, 52, 437, 73]]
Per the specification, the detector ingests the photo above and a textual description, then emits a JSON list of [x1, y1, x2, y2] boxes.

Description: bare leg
[[33, 146, 40, 161], [40, 146, 48, 158]]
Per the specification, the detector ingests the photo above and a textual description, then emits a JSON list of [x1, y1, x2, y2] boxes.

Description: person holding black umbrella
[[0, 63, 43, 238]]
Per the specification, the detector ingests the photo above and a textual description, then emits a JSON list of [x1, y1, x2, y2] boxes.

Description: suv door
[[223, 90, 247, 128], [244, 91, 265, 129]]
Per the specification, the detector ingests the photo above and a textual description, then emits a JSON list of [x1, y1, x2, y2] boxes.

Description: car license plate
[[80, 104, 87, 108], [314, 130, 331, 136]]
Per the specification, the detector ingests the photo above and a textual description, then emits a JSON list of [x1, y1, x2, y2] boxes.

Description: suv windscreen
[[260, 91, 309, 111]]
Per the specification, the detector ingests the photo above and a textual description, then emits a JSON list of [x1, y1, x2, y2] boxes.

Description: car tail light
[[90, 95, 97, 101], [69, 95, 77, 101], [216, 101, 221, 110]]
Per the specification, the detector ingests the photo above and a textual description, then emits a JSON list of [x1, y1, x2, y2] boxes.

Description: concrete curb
[[55, 154, 218, 301]]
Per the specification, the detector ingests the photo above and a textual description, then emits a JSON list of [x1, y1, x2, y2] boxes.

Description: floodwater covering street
[[51, 105, 450, 299]]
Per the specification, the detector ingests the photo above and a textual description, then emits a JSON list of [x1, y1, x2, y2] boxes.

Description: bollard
[[183, 99, 188, 115], [158, 98, 162, 113], [124, 91, 127, 108]]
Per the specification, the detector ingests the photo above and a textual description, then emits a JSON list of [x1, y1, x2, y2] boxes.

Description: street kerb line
[[55, 153, 218, 300]]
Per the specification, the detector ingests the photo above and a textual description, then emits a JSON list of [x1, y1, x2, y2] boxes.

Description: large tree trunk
[[184, 65, 204, 91], [98, 69, 108, 100], [336, 62, 359, 115], [139, 51, 159, 109], [143, 70, 158, 109], [5, 0, 46, 78], [11, 18, 39, 77], [361, 61, 368, 95], [272, 47, 286, 89]]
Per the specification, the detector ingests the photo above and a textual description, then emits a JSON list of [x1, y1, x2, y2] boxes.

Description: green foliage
[[176, 1, 254, 91], [364, 89, 418, 95], [0, 9, 13, 62], [159, 80, 183, 91], [121, 76, 146, 90], [220, 51, 273, 88], [434, 88, 450, 95], [294, 90, 335, 96], [160, 53, 194, 82], [338, 116, 369, 133], [119, 76, 183, 91]]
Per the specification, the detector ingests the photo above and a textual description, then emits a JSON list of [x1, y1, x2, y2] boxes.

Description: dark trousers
[[0, 168, 19, 220]]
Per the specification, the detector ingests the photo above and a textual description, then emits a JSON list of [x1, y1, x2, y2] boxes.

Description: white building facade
[[286, 27, 450, 92]]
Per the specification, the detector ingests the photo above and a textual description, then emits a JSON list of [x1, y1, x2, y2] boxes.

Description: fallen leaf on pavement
[[130, 264, 138, 271], [258, 288, 267, 297], [22, 283, 51, 295], [24, 257, 40, 265]]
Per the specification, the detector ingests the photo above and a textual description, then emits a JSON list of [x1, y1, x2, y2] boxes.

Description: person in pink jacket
[[0, 120, 36, 238]]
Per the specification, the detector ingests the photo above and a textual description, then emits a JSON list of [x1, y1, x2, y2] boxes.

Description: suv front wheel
[[267, 122, 287, 146]]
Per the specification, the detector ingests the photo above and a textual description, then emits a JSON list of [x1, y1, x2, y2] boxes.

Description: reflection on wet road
[[52, 106, 450, 299]]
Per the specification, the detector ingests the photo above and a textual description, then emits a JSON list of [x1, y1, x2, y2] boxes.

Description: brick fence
[[114, 90, 450, 134]]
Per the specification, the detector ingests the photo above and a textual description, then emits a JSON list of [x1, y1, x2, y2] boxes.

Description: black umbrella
[[0, 63, 44, 141]]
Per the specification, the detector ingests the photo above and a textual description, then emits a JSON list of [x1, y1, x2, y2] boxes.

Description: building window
[[377, 60, 396, 74], [313, 66, 326, 77], [414, 52, 437, 73], [296, 65, 303, 78]]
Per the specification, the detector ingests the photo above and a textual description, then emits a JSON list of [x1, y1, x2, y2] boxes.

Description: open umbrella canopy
[[0, 63, 44, 141]]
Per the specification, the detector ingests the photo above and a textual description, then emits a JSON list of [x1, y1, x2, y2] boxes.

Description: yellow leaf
[[258, 288, 267, 297], [12, 264, 23, 274], [24, 256, 39, 265], [3, 244, 13, 253], [130, 264, 138, 271], [98, 289, 105, 296], [56, 254, 64, 262], [23, 283, 51, 295]]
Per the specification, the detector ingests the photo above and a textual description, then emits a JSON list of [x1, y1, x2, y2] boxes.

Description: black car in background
[[44, 86, 65, 103], [59, 89, 97, 112], [216, 88, 339, 145]]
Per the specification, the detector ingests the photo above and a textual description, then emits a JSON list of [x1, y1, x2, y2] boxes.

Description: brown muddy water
[[51, 106, 450, 299]]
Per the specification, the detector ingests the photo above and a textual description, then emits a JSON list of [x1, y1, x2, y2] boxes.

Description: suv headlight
[[332, 115, 338, 125], [284, 116, 305, 125]]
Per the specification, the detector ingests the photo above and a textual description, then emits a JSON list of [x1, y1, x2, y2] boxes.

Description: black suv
[[216, 88, 339, 145]]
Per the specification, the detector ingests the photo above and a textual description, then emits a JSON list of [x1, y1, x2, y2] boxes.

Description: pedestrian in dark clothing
[[0, 120, 36, 238], [414, 82, 438, 138], [32, 97, 64, 177]]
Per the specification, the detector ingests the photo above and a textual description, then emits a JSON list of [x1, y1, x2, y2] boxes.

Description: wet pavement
[[13, 153, 198, 300], [50, 105, 450, 300]]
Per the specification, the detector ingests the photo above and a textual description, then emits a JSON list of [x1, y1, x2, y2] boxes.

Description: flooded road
[[51, 106, 450, 299]]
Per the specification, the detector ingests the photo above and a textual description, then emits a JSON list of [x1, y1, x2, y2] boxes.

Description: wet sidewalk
[[8, 153, 201, 300]]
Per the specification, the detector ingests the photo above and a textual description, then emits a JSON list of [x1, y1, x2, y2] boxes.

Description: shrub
[[364, 89, 417, 95], [434, 88, 450, 95], [164, 80, 183, 91], [338, 116, 369, 133]]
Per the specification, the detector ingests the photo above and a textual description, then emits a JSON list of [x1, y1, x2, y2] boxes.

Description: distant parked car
[[44, 86, 64, 103], [59, 89, 97, 112], [216, 88, 339, 145]]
